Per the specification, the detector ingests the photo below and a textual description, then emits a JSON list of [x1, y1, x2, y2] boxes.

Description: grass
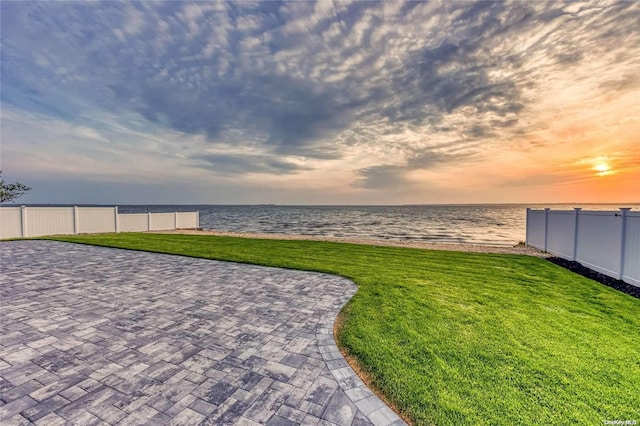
[[47, 233, 640, 425]]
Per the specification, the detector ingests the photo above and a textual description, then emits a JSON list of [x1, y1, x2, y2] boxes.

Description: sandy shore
[[153, 229, 549, 257]]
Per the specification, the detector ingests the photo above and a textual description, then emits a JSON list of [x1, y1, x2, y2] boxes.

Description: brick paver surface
[[0, 241, 404, 425]]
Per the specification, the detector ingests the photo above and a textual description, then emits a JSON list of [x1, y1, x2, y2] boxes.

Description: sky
[[1, 0, 639, 205]]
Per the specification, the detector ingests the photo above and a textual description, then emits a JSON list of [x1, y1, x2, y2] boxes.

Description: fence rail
[[526, 208, 639, 287], [0, 206, 199, 239]]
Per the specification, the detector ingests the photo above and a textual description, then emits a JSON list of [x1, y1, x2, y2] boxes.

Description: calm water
[[114, 204, 640, 246]]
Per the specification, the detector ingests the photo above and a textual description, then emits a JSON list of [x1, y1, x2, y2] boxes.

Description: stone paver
[[0, 241, 405, 425]]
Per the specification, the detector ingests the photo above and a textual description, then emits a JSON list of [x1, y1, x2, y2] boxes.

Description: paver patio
[[0, 241, 404, 425]]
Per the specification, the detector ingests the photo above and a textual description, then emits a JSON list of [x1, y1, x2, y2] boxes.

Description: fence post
[[525, 208, 530, 246], [147, 212, 152, 231], [21, 205, 28, 238], [114, 206, 120, 233], [174, 212, 178, 229], [73, 206, 79, 234], [196, 211, 200, 229], [543, 208, 550, 252], [619, 208, 631, 280], [572, 208, 581, 261]]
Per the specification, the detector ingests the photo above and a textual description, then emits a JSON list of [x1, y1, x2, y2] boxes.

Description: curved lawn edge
[[317, 292, 406, 425], [43, 233, 640, 425], [333, 311, 413, 425]]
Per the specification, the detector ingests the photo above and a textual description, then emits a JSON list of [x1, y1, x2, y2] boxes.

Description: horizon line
[[4, 202, 640, 207]]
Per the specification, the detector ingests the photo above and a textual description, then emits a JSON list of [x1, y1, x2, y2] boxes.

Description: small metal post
[[114, 206, 120, 233]]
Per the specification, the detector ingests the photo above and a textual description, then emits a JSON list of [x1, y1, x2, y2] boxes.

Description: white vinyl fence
[[0, 206, 199, 239], [526, 208, 639, 287]]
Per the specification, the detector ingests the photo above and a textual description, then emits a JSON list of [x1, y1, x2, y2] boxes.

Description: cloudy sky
[[1, 1, 638, 204]]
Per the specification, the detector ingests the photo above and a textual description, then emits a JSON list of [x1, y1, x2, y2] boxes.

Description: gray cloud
[[355, 144, 478, 190], [355, 165, 408, 189], [194, 153, 309, 175], [407, 149, 475, 170], [599, 75, 640, 93], [377, 20, 528, 128], [555, 51, 583, 65]]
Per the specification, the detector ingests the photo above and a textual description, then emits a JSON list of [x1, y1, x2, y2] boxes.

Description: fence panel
[[527, 208, 638, 287], [0, 207, 200, 239], [546, 211, 575, 258], [176, 212, 198, 229], [575, 211, 623, 278], [150, 213, 175, 230], [78, 207, 116, 234], [0, 207, 22, 239], [27, 207, 74, 237], [119, 214, 149, 232], [526, 210, 546, 249], [622, 213, 640, 286]]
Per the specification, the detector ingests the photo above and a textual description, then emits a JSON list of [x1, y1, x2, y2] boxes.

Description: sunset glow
[[594, 160, 612, 176], [1, 1, 639, 204]]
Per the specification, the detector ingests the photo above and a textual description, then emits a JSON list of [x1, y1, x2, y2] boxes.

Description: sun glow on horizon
[[594, 161, 612, 176]]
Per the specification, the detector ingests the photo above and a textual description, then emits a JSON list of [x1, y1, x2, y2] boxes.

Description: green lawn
[[49, 233, 640, 425]]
